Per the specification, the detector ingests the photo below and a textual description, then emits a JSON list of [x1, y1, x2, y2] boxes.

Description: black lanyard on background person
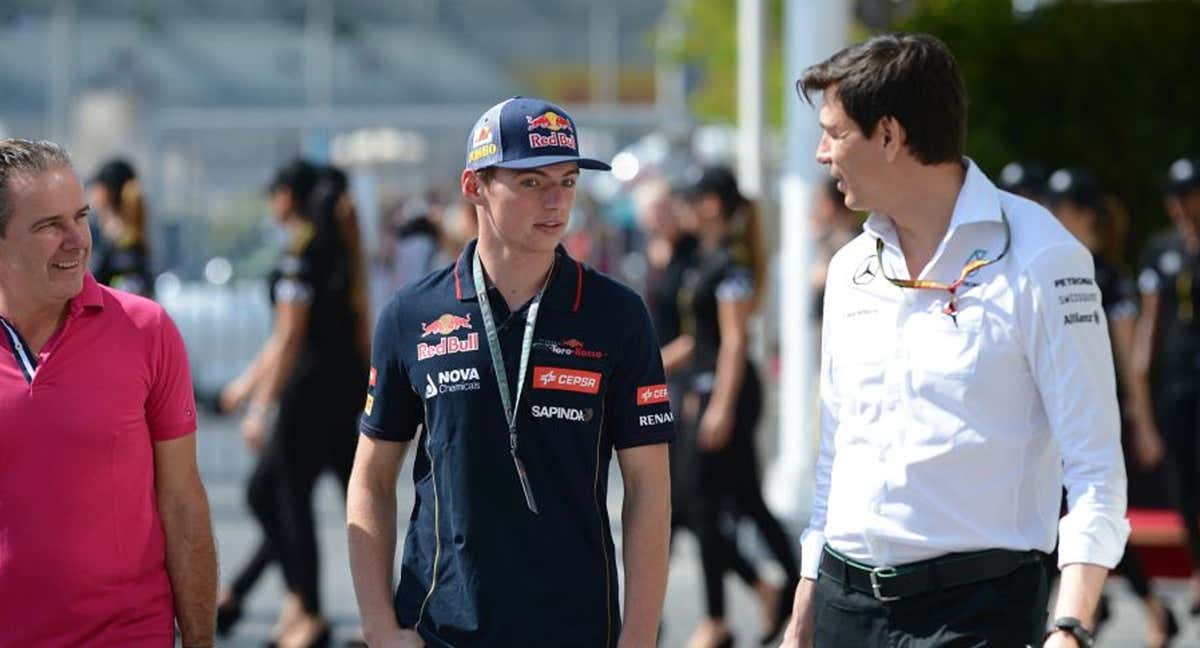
[[472, 248, 555, 514]]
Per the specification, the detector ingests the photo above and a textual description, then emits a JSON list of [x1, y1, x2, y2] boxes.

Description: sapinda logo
[[533, 366, 601, 394], [637, 384, 669, 406], [531, 405, 594, 422]]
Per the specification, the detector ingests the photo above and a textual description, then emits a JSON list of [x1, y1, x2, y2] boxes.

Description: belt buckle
[[869, 566, 901, 602]]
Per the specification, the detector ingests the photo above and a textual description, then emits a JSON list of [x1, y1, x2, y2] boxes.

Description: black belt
[[819, 545, 1044, 602]]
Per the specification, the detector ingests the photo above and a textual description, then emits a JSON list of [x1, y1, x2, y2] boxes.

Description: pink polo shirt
[[0, 274, 197, 647]]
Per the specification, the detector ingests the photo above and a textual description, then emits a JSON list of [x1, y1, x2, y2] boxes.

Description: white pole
[[737, 0, 764, 200], [765, 0, 850, 526], [48, 0, 77, 143]]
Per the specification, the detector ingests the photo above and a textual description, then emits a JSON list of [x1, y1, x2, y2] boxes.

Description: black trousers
[[683, 369, 799, 617], [1157, 382, 1200, 565], [246, 360, 363, 615], [813, 560, 1049, 648]]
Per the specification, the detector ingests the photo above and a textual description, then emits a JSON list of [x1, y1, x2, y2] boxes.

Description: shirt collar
[[69, 273, 106, 315], [862, 158, 1004, 242], [452, 239, 583, 312]]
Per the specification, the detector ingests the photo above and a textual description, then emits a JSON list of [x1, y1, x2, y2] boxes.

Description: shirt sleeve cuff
[[1056, 513, 1131, 570], [150, 420, 197, 442], [799, 527, 827, 580]]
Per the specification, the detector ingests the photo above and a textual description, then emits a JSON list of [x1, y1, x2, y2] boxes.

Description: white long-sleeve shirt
[[800, 160, 1130, 579]]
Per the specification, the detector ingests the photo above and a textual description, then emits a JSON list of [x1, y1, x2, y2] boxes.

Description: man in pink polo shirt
[[0, 139, 217, 648]]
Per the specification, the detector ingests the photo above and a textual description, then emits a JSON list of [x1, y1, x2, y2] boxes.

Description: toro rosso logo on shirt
[[532, 405, 594, 422], [533, 366, 602, 394], [535, 338, 605, 359]]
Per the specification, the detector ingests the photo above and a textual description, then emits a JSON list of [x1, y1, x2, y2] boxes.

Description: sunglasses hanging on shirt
[[873, 210, 1012, 326]]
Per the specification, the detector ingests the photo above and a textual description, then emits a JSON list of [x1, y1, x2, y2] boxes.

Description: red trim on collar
[[572, 260, 583, 312], [454, 263, 463, 300]]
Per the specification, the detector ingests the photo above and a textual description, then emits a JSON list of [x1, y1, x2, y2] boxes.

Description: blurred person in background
[[1131, 156, 1200, 619], [676, 166, 799, 648], [89, 158, 154, 297], [809, 178, 861, 324], [0, 139, 216, 647], [637, 175, 775, 644], [1046, 167, 1176, 647], [997, 161, 1049, 204], [220, 159, 370, 648], [437, 198, 479, 266], [389, 196, 443, 291]]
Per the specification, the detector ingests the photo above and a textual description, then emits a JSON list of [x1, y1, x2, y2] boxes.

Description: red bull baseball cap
[[466, 96, 611, 172]]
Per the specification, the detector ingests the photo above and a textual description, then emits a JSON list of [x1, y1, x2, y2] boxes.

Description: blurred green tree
[[903, 0, 1200, 261], [669, 0, 1200, 260]]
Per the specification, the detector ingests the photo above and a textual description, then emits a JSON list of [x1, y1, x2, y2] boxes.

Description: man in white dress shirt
[[780, 33, 1128, 648]]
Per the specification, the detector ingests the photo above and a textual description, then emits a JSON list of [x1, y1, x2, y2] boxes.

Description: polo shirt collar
[[452, 238, 583, 312], [863, 157, 1004, 242], [69, 273, 106, 316]]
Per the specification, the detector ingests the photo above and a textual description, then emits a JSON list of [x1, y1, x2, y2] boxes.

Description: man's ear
[[461, 169, 487, 207], [878, 116, 906, 162]]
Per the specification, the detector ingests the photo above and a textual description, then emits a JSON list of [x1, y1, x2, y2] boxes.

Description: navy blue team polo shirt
[[360, 238, 675, 647]]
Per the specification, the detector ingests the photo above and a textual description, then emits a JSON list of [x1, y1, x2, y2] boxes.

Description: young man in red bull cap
[[348, 97, 674, 647]]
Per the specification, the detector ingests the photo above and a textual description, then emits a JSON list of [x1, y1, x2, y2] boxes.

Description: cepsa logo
[[533, 366, 601, 394], [636, 384, 670, 406]]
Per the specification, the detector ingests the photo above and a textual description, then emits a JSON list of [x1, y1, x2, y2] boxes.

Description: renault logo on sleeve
[[853, 255, 879, 286]]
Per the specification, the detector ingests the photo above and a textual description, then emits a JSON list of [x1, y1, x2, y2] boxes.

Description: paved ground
[[198, 413, 1198, 647]]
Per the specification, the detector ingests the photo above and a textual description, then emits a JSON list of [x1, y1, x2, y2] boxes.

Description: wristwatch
[[1045, 617, 1094, 647]]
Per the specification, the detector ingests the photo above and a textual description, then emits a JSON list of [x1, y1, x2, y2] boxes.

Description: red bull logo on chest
[[417, 333, 480, 362], [421, 313, 473, 338]]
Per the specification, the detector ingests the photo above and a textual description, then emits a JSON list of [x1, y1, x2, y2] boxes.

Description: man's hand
[[698, 404, 734, 451], [370, 627, 425, 648], [779, 578, 817, 648], [219, 377, 252, 413], [241, 409, 269, 452], [1131, 415, 1165, 470], [1042, 629, 1081, 648]]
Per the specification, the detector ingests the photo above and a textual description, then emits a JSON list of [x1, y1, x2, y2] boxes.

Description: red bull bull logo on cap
[[527, 112, 573, 132], [526, 111, 577, 150]]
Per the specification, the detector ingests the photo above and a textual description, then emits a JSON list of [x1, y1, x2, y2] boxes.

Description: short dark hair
[[797, 33, 967, 165], [475, 167, 496, 185], [0, 139, 73, 237]]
